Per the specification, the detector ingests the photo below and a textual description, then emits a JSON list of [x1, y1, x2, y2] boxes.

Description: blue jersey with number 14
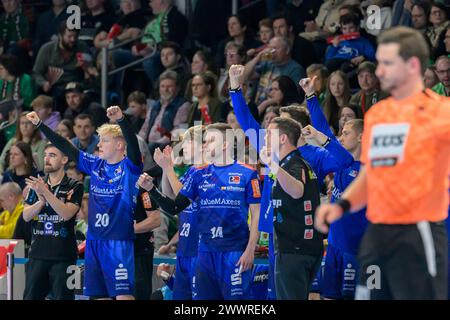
[[180, 162, 261, 252], [77, 152, 142, 241]]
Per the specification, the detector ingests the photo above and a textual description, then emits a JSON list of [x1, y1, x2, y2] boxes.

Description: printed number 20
[[95, 213, 109, 227]]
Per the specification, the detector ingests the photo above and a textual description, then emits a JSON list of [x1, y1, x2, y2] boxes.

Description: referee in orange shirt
[[315, 26, 450, 300]]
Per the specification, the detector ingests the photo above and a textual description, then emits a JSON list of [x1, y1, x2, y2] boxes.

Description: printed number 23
[[95, 213, 109, 227], [211, 226, 223, 239], [180, 223, 190, 237]]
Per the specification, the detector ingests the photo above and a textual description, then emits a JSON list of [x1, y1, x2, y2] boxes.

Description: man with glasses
[[433, 55, 450, 96]]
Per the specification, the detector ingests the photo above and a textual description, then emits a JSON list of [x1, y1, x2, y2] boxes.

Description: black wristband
[[229, 86, 241, 92], [336, 199, 351, 213]]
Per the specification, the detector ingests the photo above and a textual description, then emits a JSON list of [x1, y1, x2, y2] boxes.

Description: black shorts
[[356, 222, 448, 300], [24, 258, 76, 300]]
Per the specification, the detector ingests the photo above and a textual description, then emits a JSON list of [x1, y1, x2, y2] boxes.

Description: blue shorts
[[194, 251, 252, 300], [250, 264, 269, 300], [84, 239, 135, 297], [310, 253, 326, 293], [321, 245, 358, 299], [173, 256, 197, 300]]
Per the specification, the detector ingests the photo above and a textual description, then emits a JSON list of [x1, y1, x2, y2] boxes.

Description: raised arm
[[229, 64, 264, 152], [107, 106, 142, 167], [299, 77, 336, 140], [27, 112, 80, 162]]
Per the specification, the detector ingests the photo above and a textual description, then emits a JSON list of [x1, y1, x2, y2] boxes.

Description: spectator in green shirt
[[0, 54, 36, 108], [432, 55, 450, 96]]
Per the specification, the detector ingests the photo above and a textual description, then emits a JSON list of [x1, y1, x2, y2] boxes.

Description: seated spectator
[[325, 13, 376, 73], [185, 50, 215, 100], [0, 54, 36, 108], [272, 13, 318, 70], [138, 70, 190, 152], [226, 110, 240, 130], [95, 0, 147, 50], [218, 42, 247, 103], [71, 114, 99, 154], [243, 36, 305, 106], [1, 141, 41, 190], [306, 64, 329, 105], [0, 182, 23, 239], [32, 22, 90, 109], [432, 55, 450, 96], [424, 65, 440, 89], [427, 1, 450, 56], [261, 106, 280, 129], [0, 111, 47, 174], [0, 99, 22, 144], [411, 1, 431, 34], [337, 104, 363, 136], [215, 14, 261, 69], [31, 95, 61, 139], [257, 75, 304, 117], [143, 41, 190, 93], [323, 70, 352, 134], [63, 82, 107, 128], [350, 62, 389, 114], [79, 0, 118, 50], [112, 0, 188, 99], [123, 90, 148, 134], [32, 0, 70, 57], [246, 18, 274, 60], [187, 71, 225, 126], [66, 161, 85, 184], [300, 0, 360, 41], [0, 0, 30, 63], [286, 0, 323, 34], [363, 0, 393, 36], [55, 118, 74, 140]]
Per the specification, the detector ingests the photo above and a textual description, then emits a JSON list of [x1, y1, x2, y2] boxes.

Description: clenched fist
[[26, 112, 41, 126], [107, 106, 124, 123], [228, 64, 245, 90]]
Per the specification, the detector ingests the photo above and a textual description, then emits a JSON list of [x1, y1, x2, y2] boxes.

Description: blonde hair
[[96, 124, 124, 139], [183, 125, 206, 141]]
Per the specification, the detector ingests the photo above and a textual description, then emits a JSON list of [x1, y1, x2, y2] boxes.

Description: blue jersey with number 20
[[77, 152, 142, 241]]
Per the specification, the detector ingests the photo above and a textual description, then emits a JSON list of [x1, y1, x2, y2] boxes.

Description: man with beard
[[32, 22, 89, 110], [22, 143, 84, 300]]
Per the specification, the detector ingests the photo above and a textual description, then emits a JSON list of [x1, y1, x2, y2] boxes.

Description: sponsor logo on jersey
[[253, 272, 269, 283], [200, 182, 216, 192], [349, 170, 358, 178], [229, 175, 241, 184], [305, 214, 313, 226], [272, 199, 282, 208], [304, 229, 314, 239], [368, 123, 410, 167], [200, 198, 241, 207], [304, 200, 312, 212], [221, 186, 245, 192], [251, 179, 261, 198]]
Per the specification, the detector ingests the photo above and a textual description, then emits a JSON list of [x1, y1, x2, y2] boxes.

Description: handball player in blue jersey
[[153, 125, 206, 300], [27, 107, 142, 300], [138, 123, 262, 300], [228, 64, 353, 299]]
